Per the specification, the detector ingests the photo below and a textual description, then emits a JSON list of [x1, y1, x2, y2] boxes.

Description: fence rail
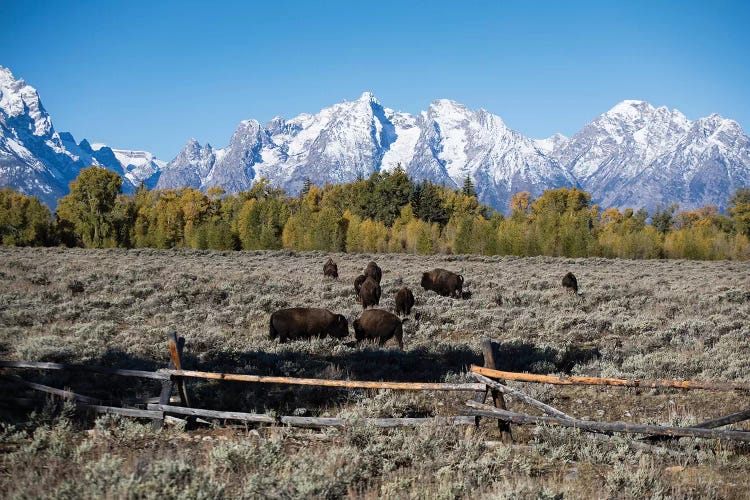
[[2, 336, 749, 442]]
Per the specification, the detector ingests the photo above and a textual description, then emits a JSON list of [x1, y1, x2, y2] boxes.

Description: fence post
[[153, 331, 189, 429], [481, 338, 512, 442]]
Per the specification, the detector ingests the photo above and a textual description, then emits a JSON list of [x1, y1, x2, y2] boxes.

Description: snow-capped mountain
[[0, 66, 163, 206], [1, 64, 748, 213], [549, 100, 750, 211], [157, 93, 579, 210]]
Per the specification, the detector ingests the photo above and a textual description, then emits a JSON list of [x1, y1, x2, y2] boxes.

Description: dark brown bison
[[562, 272, 579, 294], [364, 261, 382, 284], [421, 268, 464, 298], [353, 309, 405, 350], [354, 274, 367, 295], [358, 276, 381, 309], [269, 308, 348, 343], [395, 286, 415, 316], [323, 258, 338, 279]]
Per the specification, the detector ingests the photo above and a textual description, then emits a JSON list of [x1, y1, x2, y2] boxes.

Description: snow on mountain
[[0, 66, 84, 206], [0, 66, 163, 206], [158, 93, 578, 211], [1, 64, 748, 213], [553, 100, 750, 211]]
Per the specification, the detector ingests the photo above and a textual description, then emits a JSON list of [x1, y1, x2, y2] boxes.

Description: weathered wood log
[[480, 338, 512, 441], [471, 365, 750, 392], [159, 369, 485, 391], [642, 408, 750, 442], [694, 408, 750, 429], [3, 377, 101, 404], [463, 401, 750, 442], [472, 372, 573, 420], [167, 332, 190, 408], [80, 404, 163, 420], [147, 404, 276, 423], [278, 416, 476, 428], [145, 405, 475, 428], [0, 361, 169, 380]]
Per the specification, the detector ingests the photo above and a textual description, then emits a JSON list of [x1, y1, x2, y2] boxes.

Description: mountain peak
[[357, 91, 379, 104], [605, 99, 655, 119]]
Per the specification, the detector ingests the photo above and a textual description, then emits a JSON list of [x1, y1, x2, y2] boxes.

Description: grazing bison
[[323, 258, 338, 279], [562, 272, 579, 294], [364, 261, 382, 284], [421, 268, 464, 298], [395, 286, 415, 316], [353, 309, 405, 350], [269, 308, 348, 343], [358, 276, 381, 309], [354, 274, 367, 295]]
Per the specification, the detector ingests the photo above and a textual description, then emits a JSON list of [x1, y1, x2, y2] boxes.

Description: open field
[[1, 247, 749, 498]]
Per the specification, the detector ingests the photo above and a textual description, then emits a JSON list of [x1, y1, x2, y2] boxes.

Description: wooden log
[[471, 365, 750, 392], [693, 408, 750, 430], [642, 408, 750, 442], [167, 332, 190, 408], [80, 404, 163, 420], [472, 372, 574, 420], [153, 332, 186, 430], [278, 416, 476, 428], [462, 401, 750, 442], [481, 338, 512, 441], [147, 404, 276, 423], [0, 361, 169, 380], [3, 377, 101, 404], [159, 369, 485, 391]]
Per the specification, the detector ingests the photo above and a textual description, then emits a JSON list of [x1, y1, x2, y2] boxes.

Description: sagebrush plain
[[1, 247, 749, 498]]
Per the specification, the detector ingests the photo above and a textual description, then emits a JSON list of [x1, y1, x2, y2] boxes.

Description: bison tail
[[269, 318, 278, 340]]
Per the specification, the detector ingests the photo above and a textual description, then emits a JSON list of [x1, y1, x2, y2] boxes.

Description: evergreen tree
[[415, 181, 448, 225], [652, 203, 678, 234], [462, 174, 476, 197], [300, 178, 312, 198]]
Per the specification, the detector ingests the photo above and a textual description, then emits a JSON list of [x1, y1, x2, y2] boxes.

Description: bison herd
[[271, 258, 582, 350]]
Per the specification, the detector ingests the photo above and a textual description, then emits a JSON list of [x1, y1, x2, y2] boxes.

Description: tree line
[[2, 165, 750, 260]]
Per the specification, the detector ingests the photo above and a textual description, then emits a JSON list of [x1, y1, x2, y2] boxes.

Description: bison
[[395, 286, 415, 316], [364, 261, 382, 284], [358, 276, 381, 309], [269, 308, 348, 343], [562, 272, 579, 294], [354, 274, 367, 295], [421, 268, 464, 298], [323, 258, 338, 279], [353, 309, 405, 350]]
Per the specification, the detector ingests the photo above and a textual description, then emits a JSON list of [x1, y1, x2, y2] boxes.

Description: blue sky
[[1, 0, 748, 159]]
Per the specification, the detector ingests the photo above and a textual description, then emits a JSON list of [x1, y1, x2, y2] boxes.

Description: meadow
[[1, 246, 749, 498]]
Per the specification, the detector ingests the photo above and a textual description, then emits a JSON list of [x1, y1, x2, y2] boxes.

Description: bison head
[[420, 272, 431, 289], [352, 319, 363, 340], [331, 314, 349, 338]]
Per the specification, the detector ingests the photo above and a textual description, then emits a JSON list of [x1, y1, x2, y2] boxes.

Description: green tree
[[652, 203, 678, 234], [414, 181, 448, 225], [462, 174, 476, 197], [56, 166, 122, 247]]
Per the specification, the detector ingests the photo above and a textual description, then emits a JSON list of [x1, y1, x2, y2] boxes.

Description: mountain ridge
[[1, 65, 748, 213]]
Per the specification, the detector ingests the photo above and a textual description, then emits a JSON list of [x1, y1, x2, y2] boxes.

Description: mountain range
[[1, 65, 748, 213]]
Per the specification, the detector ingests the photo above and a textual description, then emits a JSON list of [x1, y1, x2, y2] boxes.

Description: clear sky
[[1, 0, 748, 159]]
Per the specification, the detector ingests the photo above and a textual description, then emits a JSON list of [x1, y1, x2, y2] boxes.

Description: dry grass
[[1, 247, 749, 498]]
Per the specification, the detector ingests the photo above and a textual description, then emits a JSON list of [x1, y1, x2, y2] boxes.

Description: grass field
[[1, 247, 749, 498]]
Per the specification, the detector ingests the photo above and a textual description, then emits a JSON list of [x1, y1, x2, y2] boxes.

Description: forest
[[2, 165, 750, 260]]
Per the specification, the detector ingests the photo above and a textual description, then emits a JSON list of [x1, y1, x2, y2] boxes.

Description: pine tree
[[300, 178, 312, 198], [462, 174, 476, 197]]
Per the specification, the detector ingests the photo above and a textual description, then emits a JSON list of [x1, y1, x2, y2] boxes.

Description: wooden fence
[[1, 334, 749, 442]]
